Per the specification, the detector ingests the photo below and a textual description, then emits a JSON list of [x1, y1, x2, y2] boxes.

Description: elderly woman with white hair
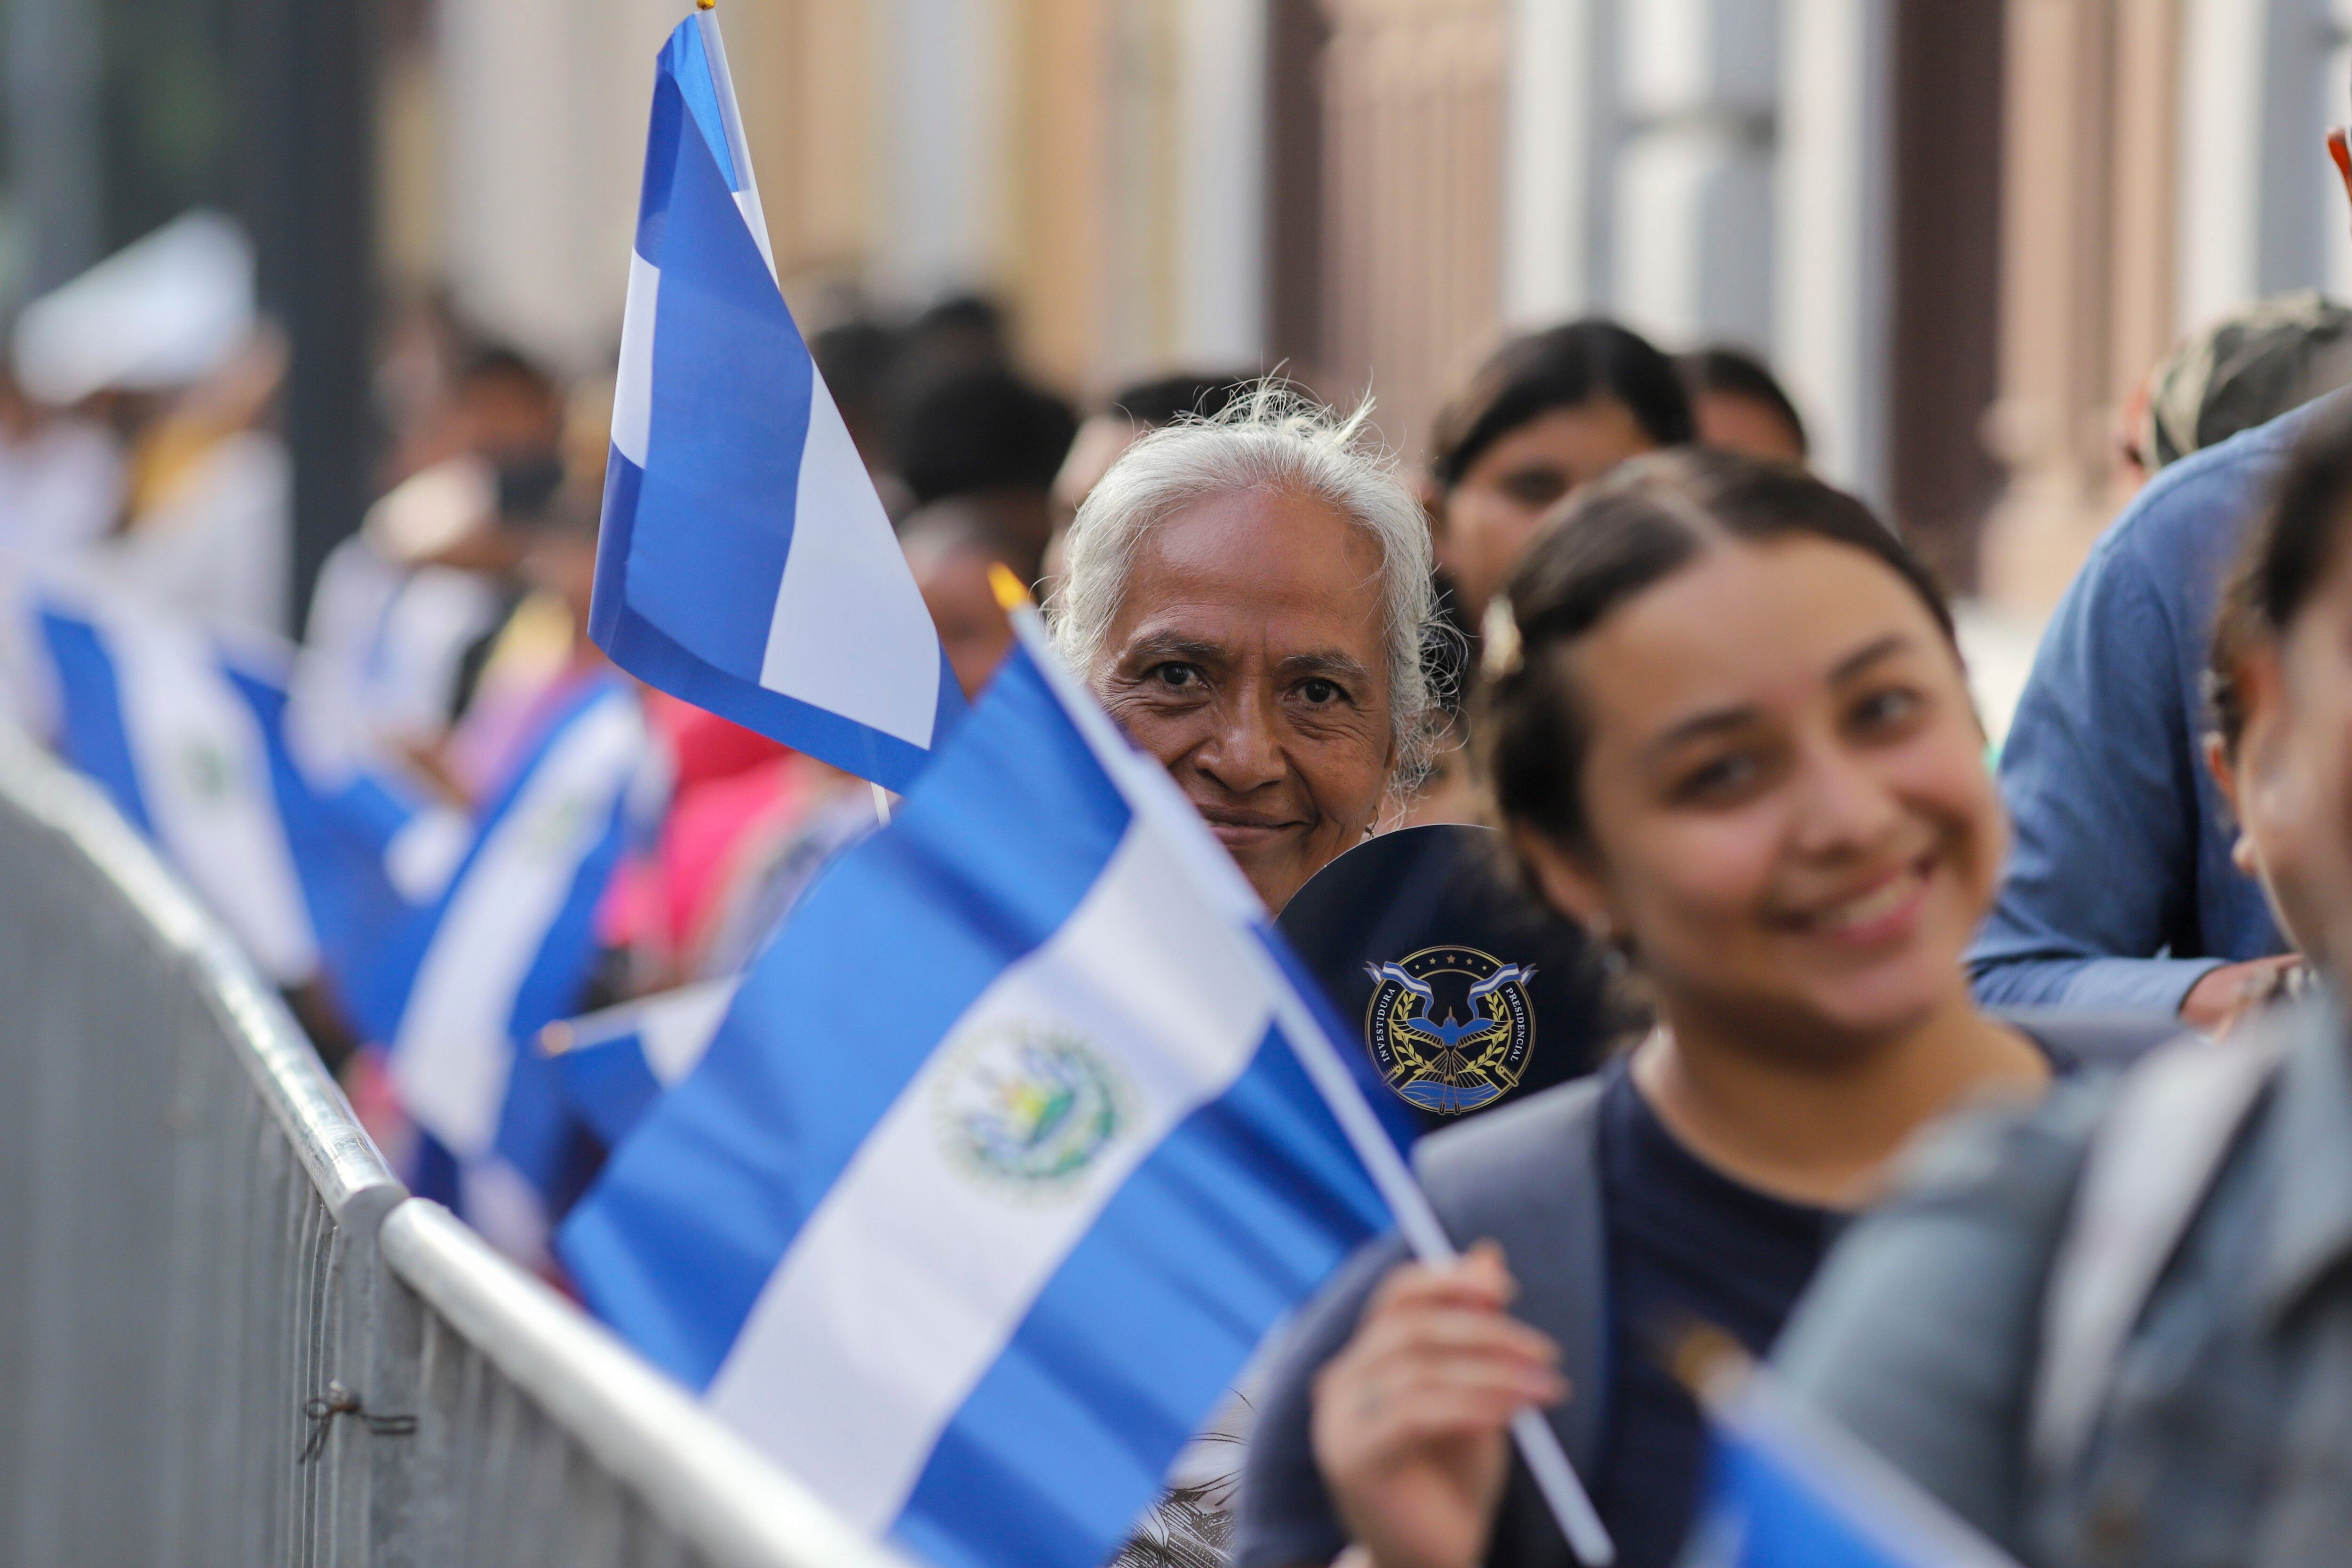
[[1049, 387, 1441, 912]]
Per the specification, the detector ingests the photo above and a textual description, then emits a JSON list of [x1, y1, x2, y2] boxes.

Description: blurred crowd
[[15, 99, 2352, 1565]]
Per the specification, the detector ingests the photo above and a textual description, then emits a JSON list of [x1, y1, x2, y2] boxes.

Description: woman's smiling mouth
[[1784, 856, 1935, 943], [1196, 807, 1305, 850]]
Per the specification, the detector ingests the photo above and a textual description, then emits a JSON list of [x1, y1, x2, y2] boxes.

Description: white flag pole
[[699, 0, 882, 834], [693, 0, 779, 280], [988, 569, 1616, 1566]]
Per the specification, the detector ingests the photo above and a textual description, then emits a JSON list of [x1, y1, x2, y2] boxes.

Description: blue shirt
[[1966, 397, 2335, 1012]]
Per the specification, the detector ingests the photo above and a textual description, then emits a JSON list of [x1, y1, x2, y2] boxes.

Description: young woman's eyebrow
[[1828, 632, 1914, 684], [1647, 704, 1764, 757]]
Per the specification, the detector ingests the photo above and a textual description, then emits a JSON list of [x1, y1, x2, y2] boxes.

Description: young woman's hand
[[1309, 1241, 1567, 1568]]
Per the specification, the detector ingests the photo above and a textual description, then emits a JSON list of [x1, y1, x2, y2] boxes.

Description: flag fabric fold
[[593, 15, 962, 792], [540, 976, 741, 1148], [560, 638, 1389, 1568]]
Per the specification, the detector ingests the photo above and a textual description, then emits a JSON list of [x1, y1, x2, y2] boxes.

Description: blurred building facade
[[7, 0, 2352, 608]]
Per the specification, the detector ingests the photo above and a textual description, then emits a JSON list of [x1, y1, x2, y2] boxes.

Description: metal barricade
[[0, 730, 898, 1568]]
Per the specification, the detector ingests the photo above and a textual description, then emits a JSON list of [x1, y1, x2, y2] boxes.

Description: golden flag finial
[[988, 564, 1036, 613]]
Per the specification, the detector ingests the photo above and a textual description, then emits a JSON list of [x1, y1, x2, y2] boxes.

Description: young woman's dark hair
[[2241, 395, 2352, 631], [1484, 446, 1954, 852], [1427, 319, 1696, 491], [2206, 397, 2352, 756], [1677, 345, 1810, 456]]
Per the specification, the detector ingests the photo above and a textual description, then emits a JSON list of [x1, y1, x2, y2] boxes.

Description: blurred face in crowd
[[1692, 391, 1807, 466], [1053, 415, 1140, 533], [911, 540, 1015, 700], [2246, 533, 2352, 978], [1094, 487, 1395, 911], [460, 368, 563, 461], [1438, 400, 1658, 616], [521, 526, 601, 635], [1519, 536, 2002, 1052], [2208, 647, 2321, 955]]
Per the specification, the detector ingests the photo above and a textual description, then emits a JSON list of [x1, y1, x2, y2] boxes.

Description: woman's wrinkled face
[[1094, 488, 1395, 912], [1524, 537, 2002, 1051], [1437, 400, 1658, 617]]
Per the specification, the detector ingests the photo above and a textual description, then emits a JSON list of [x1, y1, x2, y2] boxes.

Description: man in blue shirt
[[1971, 103, 2352, 1028], [1968, 407, 2321, 1023]]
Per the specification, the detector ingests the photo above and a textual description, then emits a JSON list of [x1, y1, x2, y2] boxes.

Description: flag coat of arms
[[560, 638, 1391, 1568], [592, 15, 963, 791]]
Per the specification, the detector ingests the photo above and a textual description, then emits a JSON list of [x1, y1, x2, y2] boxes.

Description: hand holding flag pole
[[986, 569, 1616, 1567]]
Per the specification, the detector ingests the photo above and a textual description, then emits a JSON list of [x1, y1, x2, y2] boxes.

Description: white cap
[[12, 209, 257, 406]]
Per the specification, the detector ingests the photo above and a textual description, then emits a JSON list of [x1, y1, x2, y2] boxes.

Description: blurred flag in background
[[35, 589, 318, 985]]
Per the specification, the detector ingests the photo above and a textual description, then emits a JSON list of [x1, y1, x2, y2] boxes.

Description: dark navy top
[[1588, 1063, 1836, 1566]]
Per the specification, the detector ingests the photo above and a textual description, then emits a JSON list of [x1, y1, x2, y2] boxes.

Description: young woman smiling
[[1233, 450, 2148, 1568]]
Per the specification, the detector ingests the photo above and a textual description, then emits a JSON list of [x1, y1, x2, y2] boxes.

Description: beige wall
[[731, 0, 882, 297], [1979, 0, 2181, 614], [1317, 0, 1509, 460]]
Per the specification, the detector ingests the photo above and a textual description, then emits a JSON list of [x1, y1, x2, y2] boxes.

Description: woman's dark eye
[[1298, 677, 1343, 705], [1851, 687, 1922, 732], [1679, 753, 1760, 801], [1499, 468, 1569, 509], [1152, 663, 1204, 692]]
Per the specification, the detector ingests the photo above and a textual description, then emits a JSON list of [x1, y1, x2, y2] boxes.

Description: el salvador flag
[[1687, 1353, 2024, 1568], [381, 673, 653, 1253], [36, 591, 320, 985], [560, 629, 1391, 1568], [593, 13, 963, 792], [539, 976, 740, 1150], [218, 637, 451, 1020]]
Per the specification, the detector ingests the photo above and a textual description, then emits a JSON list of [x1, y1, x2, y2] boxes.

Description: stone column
[[1500, 0, 1614, 327], [1977, 0, 2125, 612], [1775, 0, 1895, 503], [1614, 0, 1780, 354]]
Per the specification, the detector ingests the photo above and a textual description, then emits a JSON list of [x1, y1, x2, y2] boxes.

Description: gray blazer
[[1232, 1079, 1609, 1568], [1229, 1011, 2172, 1568]]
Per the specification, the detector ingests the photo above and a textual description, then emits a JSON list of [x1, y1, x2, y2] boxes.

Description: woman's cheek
[[1646, 816, 1783, 935]]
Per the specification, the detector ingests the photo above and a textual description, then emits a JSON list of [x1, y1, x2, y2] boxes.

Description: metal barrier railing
[[0, 728, 899, 1568]]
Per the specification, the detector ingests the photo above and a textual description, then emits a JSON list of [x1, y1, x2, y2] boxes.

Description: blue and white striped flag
[[559, 624, 1395, 1568], [1687, 1353, 2024, 1568], [381, 674, 652, 1254], [218, 640, 452, 1021], [539, 976, 740, 1149], [35, 590, 319, 984], [592, 13, 962, 791]]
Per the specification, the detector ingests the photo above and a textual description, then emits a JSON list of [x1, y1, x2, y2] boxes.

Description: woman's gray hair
[[1047, 381, 1445, 790]]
